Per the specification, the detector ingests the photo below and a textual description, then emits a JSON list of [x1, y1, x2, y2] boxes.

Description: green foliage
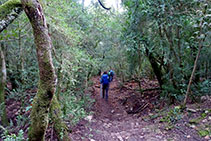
[[1, 0, 102, 130], [198, 129, 209, 137], [122, 0, 211, 102], [0, 125, 25, 141], [44, 0, 104, 124], [189, 110, 209, 124], [196, 79, 211, 96], [160, 106, 182, 124], [61, 90, 94, 124], [1, 0, 210, 139]]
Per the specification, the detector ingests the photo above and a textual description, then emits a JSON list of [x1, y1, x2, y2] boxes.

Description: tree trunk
[[0, 43, 8, 126], [21, 0, 57, 140], [184, 42, 203, 105], [50, 96, 70, 141], [145, 47, 164, 88], [0, 0, 69, 140], [183, 6, 206, 105]]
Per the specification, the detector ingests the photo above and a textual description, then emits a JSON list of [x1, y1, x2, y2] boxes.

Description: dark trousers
[[102, 84, 109, 101], [109, 76, 113, 82]]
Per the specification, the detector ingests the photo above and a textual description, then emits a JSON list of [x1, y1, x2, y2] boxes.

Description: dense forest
[[0, 0, 210, 140]]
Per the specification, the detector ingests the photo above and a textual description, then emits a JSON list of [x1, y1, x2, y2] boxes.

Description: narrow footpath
[[71, 77, 207, 141]]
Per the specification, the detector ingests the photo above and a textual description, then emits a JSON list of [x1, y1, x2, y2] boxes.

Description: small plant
[[0, 125, 25, 141], [160, 106, 182, 125], [198, 129, 209, 137]]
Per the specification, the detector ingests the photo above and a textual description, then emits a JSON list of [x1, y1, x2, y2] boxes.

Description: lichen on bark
[[0, 0, 23, 33], [0, 0, 22, 19]]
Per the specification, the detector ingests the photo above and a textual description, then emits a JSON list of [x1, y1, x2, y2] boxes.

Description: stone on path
[[85, 115, 93, 122]]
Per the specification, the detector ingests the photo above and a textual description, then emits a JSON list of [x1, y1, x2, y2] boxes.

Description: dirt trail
[[71, 77, 206, 141], [71, 77, 168, 141]]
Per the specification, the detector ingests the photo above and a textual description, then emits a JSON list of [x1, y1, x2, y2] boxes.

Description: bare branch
[[98, 0, 111, 10]]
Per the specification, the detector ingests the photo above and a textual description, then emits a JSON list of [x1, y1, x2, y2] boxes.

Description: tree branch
[[0, 0, 23, 33], [98, 0, 111, 10]]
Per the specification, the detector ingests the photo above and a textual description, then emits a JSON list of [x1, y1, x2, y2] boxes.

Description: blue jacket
[[100, 74, 110, 85]]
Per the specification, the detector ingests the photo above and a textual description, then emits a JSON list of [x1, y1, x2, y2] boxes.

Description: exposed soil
[[71, 77, 211, 141], [0, 77, 210, 141]]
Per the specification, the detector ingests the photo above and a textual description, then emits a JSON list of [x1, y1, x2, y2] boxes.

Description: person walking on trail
[[100, 71, 110, 101], [108, 70, 114, 82]]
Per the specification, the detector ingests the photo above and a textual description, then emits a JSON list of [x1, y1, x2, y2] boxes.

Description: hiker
[[108, 70, 114, 82], [100, 71, 110, 101]]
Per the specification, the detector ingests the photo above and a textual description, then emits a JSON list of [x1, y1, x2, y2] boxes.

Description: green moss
[[28, 81, 52, 141], [0, 0, 22, 19], [50, 96, 70, 141], [189, 117, 202, 124], [201, 113, 207, 118]]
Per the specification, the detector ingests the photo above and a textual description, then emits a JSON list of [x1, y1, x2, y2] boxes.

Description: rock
[[90, 139, 95, 141], [187, 135, 191, 138], [111, 110, 115, 113], [116, 134, 124, 141], [155, 129, 162, 134], [204, 135, 210, 140], [209, 116, 211, 121], [85, 115, 93, 122], [187, 108, 197, 113], [140, 136, 144, 139], [190, 124, 196, 129], [202, 119, 208, 123], [131, 122, 134, 125], [149, 113, 153, 116], [201, 96, 207, 102], [156, 135, 163, 139], [130, 107, 133, 111]]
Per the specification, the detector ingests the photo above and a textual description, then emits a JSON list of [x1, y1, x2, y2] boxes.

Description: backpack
[[109, 70, 114, 77], [101, 74, 109, 85]]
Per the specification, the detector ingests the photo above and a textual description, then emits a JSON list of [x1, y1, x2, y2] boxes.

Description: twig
[[128, 103, 149, 114]]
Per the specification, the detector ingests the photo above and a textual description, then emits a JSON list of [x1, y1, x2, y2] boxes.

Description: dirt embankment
[[71, 77, 210, 141]]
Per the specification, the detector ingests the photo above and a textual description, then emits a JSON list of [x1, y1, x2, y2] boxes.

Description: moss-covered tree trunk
[[0, 43, 8, 126], [1, 0, 70, 140], [50, 96, 70, 141], [21, 0, 57, 140]]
